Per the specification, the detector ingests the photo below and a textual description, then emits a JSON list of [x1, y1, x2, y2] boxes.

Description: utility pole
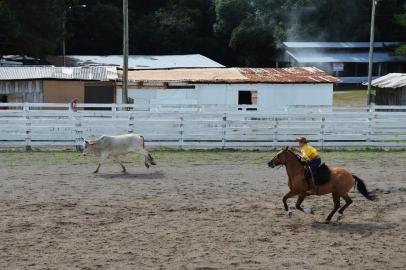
[[62, 10, 67, 67], [122, 0, 129, 104], [367, 0, 378, 105], [62, 5, 86, 67]]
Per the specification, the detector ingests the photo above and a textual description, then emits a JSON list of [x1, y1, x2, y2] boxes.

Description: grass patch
[[0, 149, 405, 167], [333, 89, 370, 106]]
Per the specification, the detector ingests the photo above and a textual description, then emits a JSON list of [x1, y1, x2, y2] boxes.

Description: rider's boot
[[306, 177, 317, 195]]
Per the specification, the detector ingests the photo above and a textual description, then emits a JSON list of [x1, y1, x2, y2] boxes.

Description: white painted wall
[[117, 83, 333, 112]]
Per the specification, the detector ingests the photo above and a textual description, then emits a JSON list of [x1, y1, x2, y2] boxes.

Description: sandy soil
[[0, 154, 406, 269]]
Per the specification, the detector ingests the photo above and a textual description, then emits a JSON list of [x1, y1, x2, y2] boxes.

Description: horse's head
[[268, 147, 290, 168]]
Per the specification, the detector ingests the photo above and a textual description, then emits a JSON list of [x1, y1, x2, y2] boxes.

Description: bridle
[[272, 150, 297, 167]]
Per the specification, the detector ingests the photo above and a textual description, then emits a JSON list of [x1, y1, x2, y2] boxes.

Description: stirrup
[[306, 186, 317, 195], [306, 190, 315, 195]]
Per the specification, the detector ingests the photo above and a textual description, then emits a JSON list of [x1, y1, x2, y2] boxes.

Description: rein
[[281, 150, 308, 174], [284, 149, 303, 165]]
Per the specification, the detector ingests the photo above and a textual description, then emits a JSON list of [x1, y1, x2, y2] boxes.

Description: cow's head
[[83, 140, 95, 156]]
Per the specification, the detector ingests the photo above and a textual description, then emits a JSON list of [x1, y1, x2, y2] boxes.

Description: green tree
[[229, 17, 276, 66], [213, 0, 253, 38], [67, 1, 122, 55], [394, 3, 406, 55], [132, 0, 219, 58], [213, 0, 277, 66], [1, 0, 405, 65], [0, 0, 64, 56]]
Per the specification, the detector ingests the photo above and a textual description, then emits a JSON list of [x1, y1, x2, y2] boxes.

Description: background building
[[275, 42, 406, 88], [0, 66, 117, 103], [46, 54, 225, 69], [370, 73, 406, 105], [118, 67, 336, 112]]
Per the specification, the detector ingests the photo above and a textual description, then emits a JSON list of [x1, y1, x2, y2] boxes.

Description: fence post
[[367, 105, 375, 148], [320, 115, 325, 150], [179, 116, 184, 149], [74, 113, 83, 151], [222, 113, 227, 149], [112, 104, 117, 117], [273, 116, 278, 150], [128, 113, 135, 134], [24, 103, 32, 151]]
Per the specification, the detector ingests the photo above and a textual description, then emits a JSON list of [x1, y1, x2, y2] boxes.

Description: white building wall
[[118, 83, 333, 111]]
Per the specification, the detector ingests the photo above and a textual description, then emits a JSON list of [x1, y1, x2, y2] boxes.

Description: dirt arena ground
[[0, 150, 405, 269]]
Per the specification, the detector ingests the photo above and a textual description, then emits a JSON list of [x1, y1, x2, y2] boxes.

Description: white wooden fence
[[1, 103, 406, 149]]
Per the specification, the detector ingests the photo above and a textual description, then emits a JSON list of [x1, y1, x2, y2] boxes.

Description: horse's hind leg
[[325, 193, 340, 223], [295, 195, 305, 212], [337, 194, 353, 220], [296, 194, 314, 214], [283, 191, 296, 217]]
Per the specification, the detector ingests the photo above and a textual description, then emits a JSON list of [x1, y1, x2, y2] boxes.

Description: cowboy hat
[[296, 136, 308, 143]]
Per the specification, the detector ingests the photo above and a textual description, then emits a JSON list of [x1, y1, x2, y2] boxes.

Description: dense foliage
[[0, 0, 405, 66], [394, 3, 406, 55]]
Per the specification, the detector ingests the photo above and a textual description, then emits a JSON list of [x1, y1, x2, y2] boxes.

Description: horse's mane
[[287, 148, 308, 165]]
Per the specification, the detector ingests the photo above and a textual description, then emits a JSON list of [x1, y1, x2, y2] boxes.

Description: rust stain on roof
[[122, 67, 337, 84], [238, 67, 336, 83]]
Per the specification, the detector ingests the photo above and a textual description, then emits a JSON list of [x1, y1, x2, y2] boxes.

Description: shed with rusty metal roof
[[121, 67, 336, 84], [116, 67, 336, 112]]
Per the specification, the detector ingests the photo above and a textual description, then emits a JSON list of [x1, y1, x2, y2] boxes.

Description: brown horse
[[268, 147, 376, 223]]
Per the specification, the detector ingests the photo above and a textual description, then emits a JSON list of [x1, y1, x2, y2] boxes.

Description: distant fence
[[0, 103, 406, 149]]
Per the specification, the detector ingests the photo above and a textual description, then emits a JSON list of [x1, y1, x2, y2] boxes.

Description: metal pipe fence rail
[[1, 103, 406, 150]]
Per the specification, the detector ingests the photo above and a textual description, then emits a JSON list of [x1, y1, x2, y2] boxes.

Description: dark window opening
[[0, 94, 7, 102], [0, 94, 8, 109], [238, 91, 257, 105], [84, 85, 115, 110]]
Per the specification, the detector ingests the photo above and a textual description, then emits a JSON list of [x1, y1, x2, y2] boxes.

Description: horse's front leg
[[295, 194, 314, 214], [283, 190, 296, 217]]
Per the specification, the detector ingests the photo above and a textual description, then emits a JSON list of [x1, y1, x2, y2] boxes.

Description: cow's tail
[[140, 135, 145, 148], [141, 135, 156, 165], [353, 175, 376, 201]]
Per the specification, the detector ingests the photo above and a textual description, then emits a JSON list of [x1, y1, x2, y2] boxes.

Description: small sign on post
[[332, 63, 344, 72]]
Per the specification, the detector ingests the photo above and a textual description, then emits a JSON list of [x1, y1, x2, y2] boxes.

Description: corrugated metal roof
[[286, 50, 406, 63], [0, 66, 118, 81], [283, 42, 399, 49], [369, 73, 406, 88], [47, 54, 224, 69], [123, 67, 336, 84], [0, 60, 23, 66], [339, 76, 379, 84]]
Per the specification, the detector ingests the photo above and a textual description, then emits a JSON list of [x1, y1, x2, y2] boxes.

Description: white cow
[[83, 134, 156, 173]]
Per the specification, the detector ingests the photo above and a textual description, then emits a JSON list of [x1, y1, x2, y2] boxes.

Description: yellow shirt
[[300, 144, 319, 160]]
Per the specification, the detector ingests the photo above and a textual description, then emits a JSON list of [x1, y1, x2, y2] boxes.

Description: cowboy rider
[[297, 136, 321, 194]]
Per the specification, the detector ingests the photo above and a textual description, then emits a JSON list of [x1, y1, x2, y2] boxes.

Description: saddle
[[305, 163, 331, 186]]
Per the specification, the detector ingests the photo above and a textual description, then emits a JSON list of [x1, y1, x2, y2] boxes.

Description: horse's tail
[[353, 175, 376, 201]]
